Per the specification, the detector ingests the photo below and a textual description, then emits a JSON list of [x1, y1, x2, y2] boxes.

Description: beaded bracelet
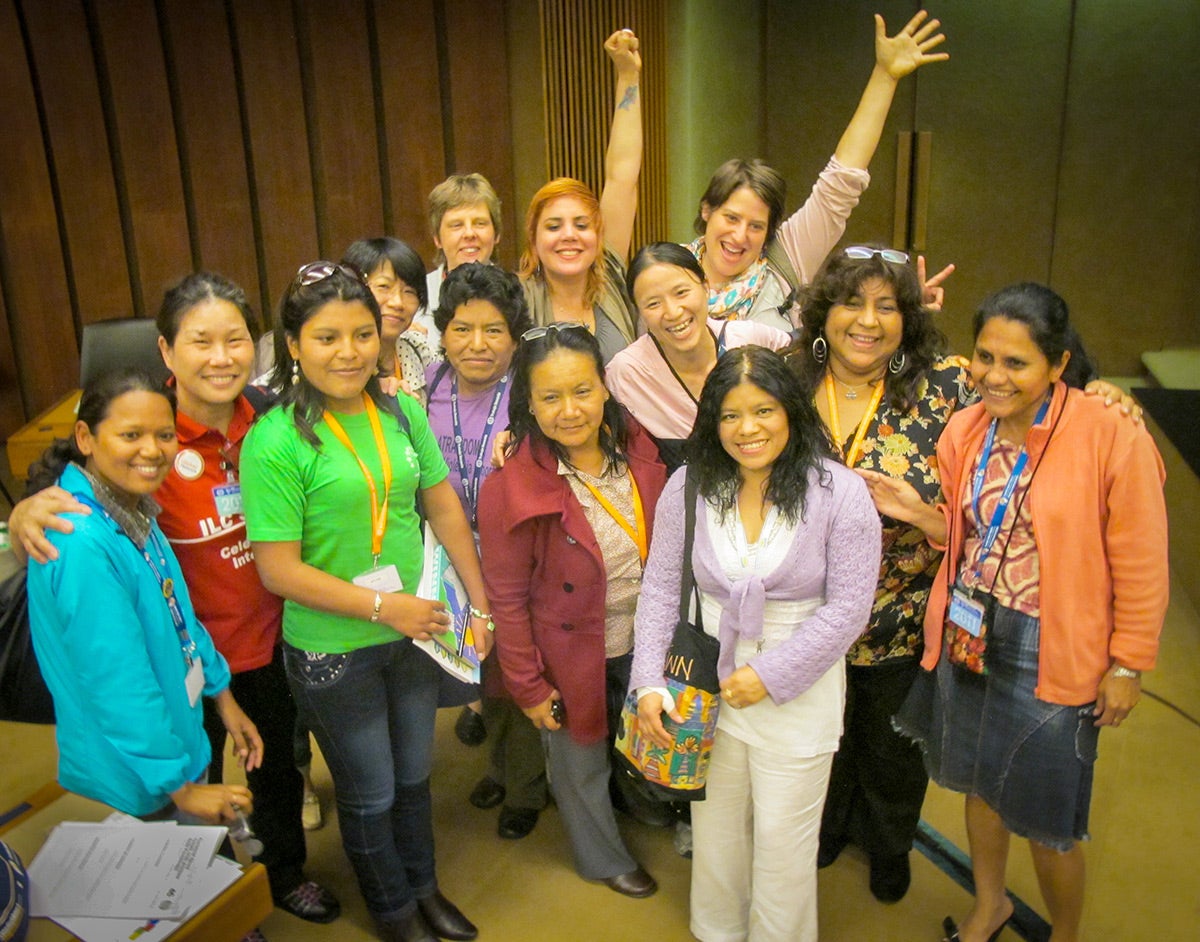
[[469, 606, 496, 633]]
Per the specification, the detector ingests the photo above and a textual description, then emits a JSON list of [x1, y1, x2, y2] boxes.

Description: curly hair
[[786, 246, 947, 413], [433, 261, 532, 339], [687, 345, 834, 524], [271, 262, 391, 448], [506, 323, 629, 468], [974, 283, 1097, 388]]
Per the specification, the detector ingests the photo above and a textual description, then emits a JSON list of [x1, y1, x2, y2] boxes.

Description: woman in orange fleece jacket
[[865, 282, 1168, 942]]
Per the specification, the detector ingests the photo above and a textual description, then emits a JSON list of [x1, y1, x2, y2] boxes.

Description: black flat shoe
[[417, 892, 478, 941], [869, 852, 911, 903], [454, 706, 487, 746], [942, 914, 1009, 942], [468, 776, 505, 810], [601, 866, 658, 898], [497, 805, 539, 839]]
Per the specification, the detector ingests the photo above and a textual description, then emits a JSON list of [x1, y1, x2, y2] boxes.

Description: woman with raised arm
[[690, 10, 949, 330], [240, 262, 491, 942], [519, 29, 643, 363]]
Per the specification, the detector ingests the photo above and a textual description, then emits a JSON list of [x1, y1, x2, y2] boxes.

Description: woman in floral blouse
[[784, 245, 969, 903]]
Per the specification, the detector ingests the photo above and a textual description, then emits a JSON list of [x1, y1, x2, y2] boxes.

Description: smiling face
[[287, 298, 380, 413], [824, 277, 904, 383], [435, 202, 497, 271], [528, 348, 609, 460], [700, 186, 771, 285], [159, 299, 255, 416], [76, 390, 178, 508], [717, 380, 790, 481], [971, 316, 1068, 439], [443, 298, 517, 394], [632, 261, 710, 356], [533, 195, 600, 280], [366, 260, 421, 343]]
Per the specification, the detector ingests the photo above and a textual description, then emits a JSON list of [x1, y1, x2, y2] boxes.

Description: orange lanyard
[[824, 372, 884, 469], [575, 470, 648, 566], [323, 393, 393, 562]]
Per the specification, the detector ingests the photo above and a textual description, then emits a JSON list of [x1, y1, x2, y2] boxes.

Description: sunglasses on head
[[844, 246, 910, 264], [520, 321, 590, 342], [294, 261, 365, 287]]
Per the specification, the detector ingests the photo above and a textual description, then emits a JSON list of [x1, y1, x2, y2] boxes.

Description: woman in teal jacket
[[27, 368, 261, 824]]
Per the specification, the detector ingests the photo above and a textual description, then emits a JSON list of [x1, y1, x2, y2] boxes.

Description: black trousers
[[821, 658, 929, 857], [204, 645, 307, 899]]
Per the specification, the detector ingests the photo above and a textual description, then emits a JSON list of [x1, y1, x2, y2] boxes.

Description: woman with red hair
[[519, 29, 642, 363]]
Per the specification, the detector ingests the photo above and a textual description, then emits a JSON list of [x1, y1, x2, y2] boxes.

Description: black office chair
[[78, 318, 170, 389]]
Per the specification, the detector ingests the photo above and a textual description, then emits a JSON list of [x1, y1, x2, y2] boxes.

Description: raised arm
[[834, 10, 949, 170], [599, 28, 643, 262]]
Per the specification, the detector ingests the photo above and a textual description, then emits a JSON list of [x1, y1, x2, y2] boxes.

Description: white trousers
[[690, 729, 834, 942]]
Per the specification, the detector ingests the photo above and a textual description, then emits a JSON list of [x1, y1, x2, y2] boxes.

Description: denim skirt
[[895, 601, 1099, 850]]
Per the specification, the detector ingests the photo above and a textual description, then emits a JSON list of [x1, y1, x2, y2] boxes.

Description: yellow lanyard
[[824, 372, 885, 469], [322, 393, 393, 562], [575, 469, 648, 566]]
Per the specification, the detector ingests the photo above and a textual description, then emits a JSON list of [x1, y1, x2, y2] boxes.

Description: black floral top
[[839, 356, 975, 665]]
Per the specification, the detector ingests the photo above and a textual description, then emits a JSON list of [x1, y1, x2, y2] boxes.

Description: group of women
[[9, 10, 1170, 942]]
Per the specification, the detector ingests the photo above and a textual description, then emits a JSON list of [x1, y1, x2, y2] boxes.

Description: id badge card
[[353, 564, 403, 593], [213, 483, 243, 517], [185, 658, 205, 707], [948, 587, 986, 638]]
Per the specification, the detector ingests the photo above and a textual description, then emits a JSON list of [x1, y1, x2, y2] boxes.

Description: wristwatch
[[1111, 665, 1140, 680]]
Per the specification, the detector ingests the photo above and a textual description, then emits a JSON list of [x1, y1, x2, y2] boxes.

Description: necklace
[[831, 373, 878, 400]]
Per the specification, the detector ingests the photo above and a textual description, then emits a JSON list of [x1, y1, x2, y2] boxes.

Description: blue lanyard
[[970, 396, 1051, 572], [450, 372, 508, 527], [716, 321, 730, 357], [140, 528, 197, 666]]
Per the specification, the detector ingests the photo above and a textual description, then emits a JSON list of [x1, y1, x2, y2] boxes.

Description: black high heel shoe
[[941, 914, 1009, 942]]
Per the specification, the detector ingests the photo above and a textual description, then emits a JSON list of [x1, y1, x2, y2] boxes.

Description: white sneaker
[[301, 789, 323, 831]]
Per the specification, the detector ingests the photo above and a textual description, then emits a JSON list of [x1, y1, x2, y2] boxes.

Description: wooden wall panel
[[91, 0, 192, 317], [230, 0, 320, 323], [160, 0, 261, 301], [442, 0, 516, 268], [0, 0, 79, 428], [374, 0, 446, 263], [22, 0, 133, 327], [300, 0, 386, 259], [0, 276, 23, 439]]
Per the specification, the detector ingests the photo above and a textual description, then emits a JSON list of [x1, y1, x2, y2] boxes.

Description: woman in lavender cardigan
[[630, 346, 881, 942]]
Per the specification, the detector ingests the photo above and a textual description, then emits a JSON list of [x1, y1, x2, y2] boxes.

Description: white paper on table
[[50, 856, 243, 942], [29, 821, 224, 919]]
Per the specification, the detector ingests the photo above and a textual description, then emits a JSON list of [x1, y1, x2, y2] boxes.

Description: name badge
[[948, 588, 987, 638], [353, 564, 403, 594], [185, 658, 205, 707], [213, 483, 243, 517]]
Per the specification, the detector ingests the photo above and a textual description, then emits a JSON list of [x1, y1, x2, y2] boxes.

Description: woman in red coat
[[477, 322, 666, 897]]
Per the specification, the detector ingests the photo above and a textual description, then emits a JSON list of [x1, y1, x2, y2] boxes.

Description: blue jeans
[[283, 638, 439, 920]]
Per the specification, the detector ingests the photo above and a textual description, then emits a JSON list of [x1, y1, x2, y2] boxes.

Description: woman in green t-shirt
[[241, 262, 491, 942]]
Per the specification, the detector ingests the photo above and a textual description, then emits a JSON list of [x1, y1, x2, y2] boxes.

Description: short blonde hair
[[427, 173, 502, 265]]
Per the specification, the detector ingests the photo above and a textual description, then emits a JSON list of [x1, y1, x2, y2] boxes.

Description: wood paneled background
[[0, 0, 515, 438]]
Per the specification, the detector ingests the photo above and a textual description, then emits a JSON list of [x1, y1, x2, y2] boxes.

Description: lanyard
[[716, 321, 730, 357], [323, 393, 393, 563], [969, 396, 1051, 572], [141, 528, 197, 666], [450, 372, 507, 527], [575, 470, 648, 566], [823, 373, 885, 468]]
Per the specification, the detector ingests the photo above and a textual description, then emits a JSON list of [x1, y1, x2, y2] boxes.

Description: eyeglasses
[[294, 261, 365, 286], [520, 321, 590, 342], [844, 246, 910, 264]]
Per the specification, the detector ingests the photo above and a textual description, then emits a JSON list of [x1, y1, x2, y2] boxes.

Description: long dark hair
[[271, 263, 389, 448], [687, 346, 834, 523], [787, 247, 946, 412], [625, 241, 707, 302], [26, 368, 175, 496], [156, 272, 258, 345], [506, 323, 629, 467], [973, 283, 1097, 388]]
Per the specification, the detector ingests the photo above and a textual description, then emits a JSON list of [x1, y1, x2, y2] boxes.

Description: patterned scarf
[[686, 237, 769, 321]]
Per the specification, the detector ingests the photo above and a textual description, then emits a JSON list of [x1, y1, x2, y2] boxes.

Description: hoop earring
[[291, 361, 300, 386], [811, 335, 828, 364], [889, 350, 906, 374]]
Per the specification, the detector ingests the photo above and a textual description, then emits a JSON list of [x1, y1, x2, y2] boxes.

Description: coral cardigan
[[923, 382, 1168, 704], [478, 416, 666, 745]]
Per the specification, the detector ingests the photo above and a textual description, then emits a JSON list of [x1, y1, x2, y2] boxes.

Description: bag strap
[[679, 466, 703, 631]]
